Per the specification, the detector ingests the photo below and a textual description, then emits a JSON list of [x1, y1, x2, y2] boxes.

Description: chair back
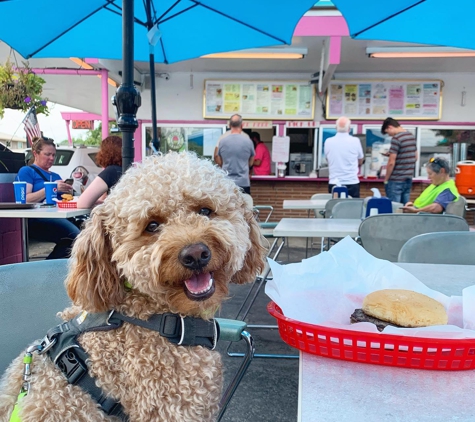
[[311, 193, 332, 218], [331, 186, 349, 198], [364, 197, 393, 217], [358, 214, 469, 261], [331, 199, 364, 219], [310, 193, 332, 200], [323, 198, 362, 218], [0, 259, 71, 374], [445, 195, 467, 218], [398, 231, 475, 265], [392, 202, 404, 212]]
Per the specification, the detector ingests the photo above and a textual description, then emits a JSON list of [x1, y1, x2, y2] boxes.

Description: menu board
[[326, 80, 442, 120], [204, 80, 315, 120]]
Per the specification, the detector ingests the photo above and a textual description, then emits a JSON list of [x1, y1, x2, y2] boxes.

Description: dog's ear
[[230, 207, 267, 285], [66, 208, 124, 312]]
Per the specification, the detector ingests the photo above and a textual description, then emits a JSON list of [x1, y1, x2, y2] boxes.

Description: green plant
[[0, 60, 48, 118]]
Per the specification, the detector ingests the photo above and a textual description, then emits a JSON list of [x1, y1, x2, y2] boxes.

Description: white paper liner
[[265, 237, 475, 339]]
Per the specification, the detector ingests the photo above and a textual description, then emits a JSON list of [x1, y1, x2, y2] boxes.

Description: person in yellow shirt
[[402, 157, 459, 214]]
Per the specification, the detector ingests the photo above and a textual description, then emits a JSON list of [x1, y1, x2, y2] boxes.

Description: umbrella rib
[[26, 2, 116, 58], [154, 0, 190, 24], [353, 0, 426, 37], [105, 2, 147, 27], [156, 4, 199, 25], [188, 0, 287, 44]]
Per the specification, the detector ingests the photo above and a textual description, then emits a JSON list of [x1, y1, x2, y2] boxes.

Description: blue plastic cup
[[44, 182, 58, 205], [13, 181, 27, 204]]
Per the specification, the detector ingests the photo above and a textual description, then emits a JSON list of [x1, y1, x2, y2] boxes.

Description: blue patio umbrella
[[331, 0, 475, 50], [0, 0, 316, 169]]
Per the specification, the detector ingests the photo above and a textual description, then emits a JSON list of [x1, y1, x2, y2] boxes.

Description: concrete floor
[[28, 237, 319, 422]]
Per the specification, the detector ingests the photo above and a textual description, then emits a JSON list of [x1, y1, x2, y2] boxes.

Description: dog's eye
[[198, 208, 213, 217], [145, 221, 161, 233]]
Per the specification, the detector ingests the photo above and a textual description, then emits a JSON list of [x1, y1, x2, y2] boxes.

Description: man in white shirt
[[324, 116, 364, 197]]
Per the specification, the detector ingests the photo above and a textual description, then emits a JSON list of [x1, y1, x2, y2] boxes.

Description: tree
[[70, 122, 120, 146]]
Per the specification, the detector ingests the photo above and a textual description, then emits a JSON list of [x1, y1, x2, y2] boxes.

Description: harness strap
[[42, 310, 219, 422], [109, 311, 219, 350], [46, 313, 129, 421]]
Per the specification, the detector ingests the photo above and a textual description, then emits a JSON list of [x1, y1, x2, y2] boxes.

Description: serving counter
[[250, 176, 430, 221]]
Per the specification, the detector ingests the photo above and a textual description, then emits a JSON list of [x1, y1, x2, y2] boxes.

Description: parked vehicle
[[25, 146, 101, 195]]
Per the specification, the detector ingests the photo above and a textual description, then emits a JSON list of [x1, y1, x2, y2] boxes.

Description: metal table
[[298, 263, 475, 422], [274, 218, 361, 239], [283, 199, 329, 217], [0, 206, 91, 261]]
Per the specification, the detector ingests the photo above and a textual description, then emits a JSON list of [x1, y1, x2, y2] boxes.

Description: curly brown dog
[[0, 152, 265, 421]]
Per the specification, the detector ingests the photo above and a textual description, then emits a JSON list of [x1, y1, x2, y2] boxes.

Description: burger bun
[[362, 289, 448, 328]]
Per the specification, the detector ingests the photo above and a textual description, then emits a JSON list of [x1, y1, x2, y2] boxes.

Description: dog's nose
[[179, 243, 211, 270]]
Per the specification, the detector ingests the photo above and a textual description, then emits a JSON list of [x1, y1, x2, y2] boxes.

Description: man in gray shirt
[[216, 114, 255, 194]]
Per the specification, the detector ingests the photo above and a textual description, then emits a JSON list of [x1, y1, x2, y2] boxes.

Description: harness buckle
[[159, 313, 185, 343], [57, 349, 87, 384], [37, 335, 56, 355]]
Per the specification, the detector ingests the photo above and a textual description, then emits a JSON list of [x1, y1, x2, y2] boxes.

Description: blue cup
[[13, 181, 27, 204], [44, 182, 58, 205]]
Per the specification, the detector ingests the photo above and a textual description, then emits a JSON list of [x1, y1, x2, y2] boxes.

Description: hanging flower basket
[[0, 60, 48, 118]]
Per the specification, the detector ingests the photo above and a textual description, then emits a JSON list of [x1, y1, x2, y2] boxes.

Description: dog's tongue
[[184, 272, 212, 294]]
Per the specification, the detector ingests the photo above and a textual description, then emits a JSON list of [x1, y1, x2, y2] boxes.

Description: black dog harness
[[38, 310, 219, 421]]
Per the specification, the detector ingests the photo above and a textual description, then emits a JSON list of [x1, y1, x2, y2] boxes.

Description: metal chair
[[445, 195, 467, 218], [0, 260, 254, 421], [331, 200, 364, 219], [310, 193, 332, 218], [398, 231, 475, 265], [364, 196, 393, 217], [331, 185, 349, 198], [358, 214, 469, 262], [317, 198, 364, 251], [391, 201, 404, 212]]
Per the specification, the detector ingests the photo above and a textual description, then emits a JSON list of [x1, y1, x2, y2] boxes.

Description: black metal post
[[113, 0, 141, 173], [145, 0, 160, 152]]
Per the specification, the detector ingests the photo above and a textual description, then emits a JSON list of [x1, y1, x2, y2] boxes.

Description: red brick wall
[[250, 179, 428, 222], [0, 181, 23, 264]]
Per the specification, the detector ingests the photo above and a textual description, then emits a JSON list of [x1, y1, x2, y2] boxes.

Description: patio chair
[[331, 185, 349, 198], [318, 199, 364, 251], [358, 214, 469, 262], [0, 260, 254, 421], [398, 231, 475, 265], [320, 198, 356, 218], [331, 200, 364, 219], [364, 196, 393, 217], [311, 193, 332, 218], [445, 195, 467, 218]]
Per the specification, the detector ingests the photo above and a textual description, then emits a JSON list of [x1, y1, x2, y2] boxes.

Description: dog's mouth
[[183, 272, 215, 301]]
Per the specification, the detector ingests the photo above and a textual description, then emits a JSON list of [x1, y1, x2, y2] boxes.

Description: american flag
[[23, 107, 41, 147]]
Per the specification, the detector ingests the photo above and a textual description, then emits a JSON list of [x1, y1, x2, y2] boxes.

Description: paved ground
[[28, 237, 319, 422]]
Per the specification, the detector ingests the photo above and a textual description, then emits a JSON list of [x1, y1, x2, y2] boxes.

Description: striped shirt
[[389, 131, 417, 181]]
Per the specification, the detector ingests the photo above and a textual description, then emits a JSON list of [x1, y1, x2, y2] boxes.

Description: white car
[[25, 146, 101, 195]]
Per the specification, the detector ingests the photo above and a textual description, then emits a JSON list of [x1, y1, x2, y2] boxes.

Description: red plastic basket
[[267, 301, 475, 371], [57, 201, 77, 209]]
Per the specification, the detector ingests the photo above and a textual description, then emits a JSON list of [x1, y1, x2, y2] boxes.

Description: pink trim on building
[[294, 16, 349, 37]]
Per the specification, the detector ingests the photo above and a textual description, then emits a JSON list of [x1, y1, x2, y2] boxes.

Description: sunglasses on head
[[429, 157, 442, 165]]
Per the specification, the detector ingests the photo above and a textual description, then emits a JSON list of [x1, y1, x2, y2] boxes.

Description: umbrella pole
[[114, 0, 141, 172], [149, 52, 159, 152], [146, 0, 160, 152]]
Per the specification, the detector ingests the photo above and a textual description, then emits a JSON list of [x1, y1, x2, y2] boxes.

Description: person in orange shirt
[[250, 132, 271, 175]]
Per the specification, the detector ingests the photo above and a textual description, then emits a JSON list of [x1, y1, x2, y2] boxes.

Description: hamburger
[[350, 289, 448, 332], [61, 193, 74, 202]]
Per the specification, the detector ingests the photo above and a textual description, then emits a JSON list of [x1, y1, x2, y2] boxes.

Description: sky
[[0, 102, 90, 144]]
